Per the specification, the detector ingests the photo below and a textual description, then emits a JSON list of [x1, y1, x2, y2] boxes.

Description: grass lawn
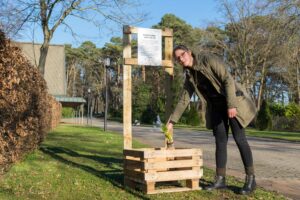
[[174, 124, 300, 142], [0, 125, 287, 200]]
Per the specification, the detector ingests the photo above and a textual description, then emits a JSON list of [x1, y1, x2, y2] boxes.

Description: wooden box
[[123, 148, 203, 194]]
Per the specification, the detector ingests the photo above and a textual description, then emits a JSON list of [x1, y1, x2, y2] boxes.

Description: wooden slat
[[124, 176, 145, 184], [124, 156, 141, 161], [144, 170, 202, 181], [124, 148, 203, 164], [146, 182, 155, 194], [164, 34, 173, 121], [164, 34, 174, 75], [199, 168, 204, 177], [124, 58, 172, 67], [146, 157, 168, 172], [186, 179, 199, 189], [144, 158, 202, 170], [147, 186, 200, 194], [124, 169, 145, 181], [124, 177, 137, 189], [123, 28, 132, 149], [123, 26, 173, 37], [124, 159, 144, 170], [123, 149, 144, 159], [123, 25, 137, 34], [161, 28, 173, 37], [144, 148, 202, 159], [124, 177, 201, 194]]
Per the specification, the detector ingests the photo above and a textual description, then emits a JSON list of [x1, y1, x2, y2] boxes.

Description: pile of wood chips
[[0, 30, 59, 173]]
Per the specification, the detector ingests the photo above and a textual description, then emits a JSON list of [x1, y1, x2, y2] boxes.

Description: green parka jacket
[[169, 53, 257, 129]]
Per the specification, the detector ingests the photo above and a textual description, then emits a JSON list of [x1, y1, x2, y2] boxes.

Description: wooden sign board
[[137, 27, 162, 66]]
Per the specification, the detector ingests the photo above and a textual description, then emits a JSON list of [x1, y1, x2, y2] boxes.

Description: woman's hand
[[166, 121, 174, 134], [228, 108, 237, 118]]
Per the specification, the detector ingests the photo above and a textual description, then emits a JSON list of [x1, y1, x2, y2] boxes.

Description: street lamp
[[104, 58, 110, 131], [87, 88, 91, 125]]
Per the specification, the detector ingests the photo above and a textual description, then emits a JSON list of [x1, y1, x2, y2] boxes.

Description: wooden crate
[[123, 148, 203, 194]]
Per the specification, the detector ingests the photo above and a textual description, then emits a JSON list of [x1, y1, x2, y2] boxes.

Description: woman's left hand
[[228, 108, 237, 118]]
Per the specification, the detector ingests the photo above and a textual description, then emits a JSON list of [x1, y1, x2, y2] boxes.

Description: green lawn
[[0, 125, 287, 200], [174, 124, 300, 142], [246, 129, 300, 141]]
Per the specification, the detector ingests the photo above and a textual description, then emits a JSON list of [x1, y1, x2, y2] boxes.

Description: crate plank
[[144, 170, 202, 181], [124, 169, 145, 180], [144, 158, 202, 170], [124, 159, 144, 170], [147, 186, 201, 194], [123, 149, 145, 158], [186, 179, 199, 189], [144, 148, 202, 158]]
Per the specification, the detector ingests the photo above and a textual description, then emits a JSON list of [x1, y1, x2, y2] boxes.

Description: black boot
[[205, 176, 226, 191], [240, 175, 256, 195]]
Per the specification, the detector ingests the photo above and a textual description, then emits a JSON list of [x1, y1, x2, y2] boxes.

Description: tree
[[267, 0, 300, 104], [65, 41, 105, 116], [0, 0, 30, 38], [153, 13, 200, 47], [255, 100, 272, 130], [281, 35, 300, 104], [209, 0, 291, 110], [2, 0, 147, 75], [102, 37, 123, 115], [152, 14, 206, 121], [65, 44, 82, 97]]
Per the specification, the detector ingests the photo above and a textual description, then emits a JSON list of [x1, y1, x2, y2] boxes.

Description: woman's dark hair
[[172, 44, 190, 59], [173, 44, 197, 66]]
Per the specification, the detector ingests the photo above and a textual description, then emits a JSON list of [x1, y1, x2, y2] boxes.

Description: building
[[15, 42, 86, 108]]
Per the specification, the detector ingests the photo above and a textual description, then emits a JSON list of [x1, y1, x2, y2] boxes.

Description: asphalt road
[[61, 118, 300, 200]]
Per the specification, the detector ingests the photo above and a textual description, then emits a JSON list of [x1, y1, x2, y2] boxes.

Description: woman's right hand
[[166, 121, 174, 134], [166, 121, 174, 148]]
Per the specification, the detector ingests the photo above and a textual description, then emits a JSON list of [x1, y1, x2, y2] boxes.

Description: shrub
[[62, 107, 74, 118], [132, 83, 151, 121], [186, 106, 201, 126], [179, 105, 201, 126], [140, 106, 156, 124], [269, 103, 285, 117], [283, 103, 300, 131], [255, 100, 272, 130], [0, 30, 52, 173], [284, 102, 300, 118]]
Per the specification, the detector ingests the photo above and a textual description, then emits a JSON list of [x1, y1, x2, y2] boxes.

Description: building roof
[[54, 95, 86, 107]]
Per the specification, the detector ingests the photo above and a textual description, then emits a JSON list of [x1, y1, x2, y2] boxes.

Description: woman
[[167, 45, 257, 195]]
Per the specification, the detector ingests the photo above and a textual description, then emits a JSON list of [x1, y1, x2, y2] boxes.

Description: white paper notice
[[138, 28, 162, 66]]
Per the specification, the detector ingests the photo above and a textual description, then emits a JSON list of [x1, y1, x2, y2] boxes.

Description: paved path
[[61, 118, 300, 200]]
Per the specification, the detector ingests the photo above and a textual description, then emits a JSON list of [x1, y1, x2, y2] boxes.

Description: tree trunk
[[164, 73, 173, 121], [245, 65, 251, 92], [297, 64, 300, 105], [257, 65, 266, 110], [72, 65, 77, 97], [142, 66, 145, 82], [38, 41, 50, 75]]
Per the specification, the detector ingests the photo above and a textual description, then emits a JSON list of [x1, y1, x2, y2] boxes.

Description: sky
[[18, 0, 224, 48]]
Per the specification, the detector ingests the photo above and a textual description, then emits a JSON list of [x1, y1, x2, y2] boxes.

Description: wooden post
[[123, 26, 132, 149], [164, 28, 173, 121]]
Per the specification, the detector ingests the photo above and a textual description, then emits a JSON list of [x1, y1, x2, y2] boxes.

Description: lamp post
[[104, 58, 110, 131], [87, 88, 91, 125]]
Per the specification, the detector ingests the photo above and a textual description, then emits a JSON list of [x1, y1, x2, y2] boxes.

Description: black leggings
[[212, 110, 254, 175]]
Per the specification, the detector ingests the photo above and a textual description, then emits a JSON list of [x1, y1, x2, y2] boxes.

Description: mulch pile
[[0, 30, 61, 173]]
